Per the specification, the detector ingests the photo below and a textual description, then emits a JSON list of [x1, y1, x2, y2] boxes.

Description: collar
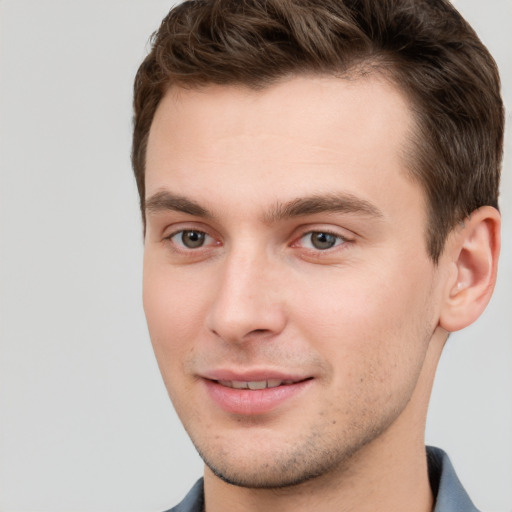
[[427, 446, 480, 512]]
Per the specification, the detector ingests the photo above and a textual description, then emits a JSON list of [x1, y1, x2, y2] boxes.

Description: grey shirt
[[167, 446, 479, 512]]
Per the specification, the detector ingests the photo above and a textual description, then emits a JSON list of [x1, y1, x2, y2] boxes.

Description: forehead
[[145, 75, 421, 222]]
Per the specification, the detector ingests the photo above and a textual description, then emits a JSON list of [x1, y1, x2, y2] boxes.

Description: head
[[133, 0, 503, 263], [134, 0, 503, 494]]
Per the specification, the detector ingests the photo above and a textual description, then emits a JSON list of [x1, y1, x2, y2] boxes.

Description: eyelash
[[166, 229, 217, 251], [293, 230, 350, 252]]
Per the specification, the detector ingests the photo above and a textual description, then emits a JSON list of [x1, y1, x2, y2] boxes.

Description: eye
[[169, 229, 213, 249], [299, 231, 346, 250]]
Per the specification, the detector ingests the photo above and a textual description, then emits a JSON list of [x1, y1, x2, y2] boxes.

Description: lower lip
[[203, 379, 312, 415]]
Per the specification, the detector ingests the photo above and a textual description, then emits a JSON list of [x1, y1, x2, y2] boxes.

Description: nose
[[205, 248, 287, 344]]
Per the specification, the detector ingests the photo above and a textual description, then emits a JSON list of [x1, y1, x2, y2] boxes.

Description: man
[[132, 0, 503, 511]]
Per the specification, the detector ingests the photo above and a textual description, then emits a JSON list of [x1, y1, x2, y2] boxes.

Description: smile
[[217, 379, 297, 390], [203, 377, 313, 415]]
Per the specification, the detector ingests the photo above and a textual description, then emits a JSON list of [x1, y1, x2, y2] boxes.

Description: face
[[143, 76, 445, 488]]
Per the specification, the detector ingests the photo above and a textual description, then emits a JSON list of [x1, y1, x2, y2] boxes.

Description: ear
[[439, 206, 501, 333]]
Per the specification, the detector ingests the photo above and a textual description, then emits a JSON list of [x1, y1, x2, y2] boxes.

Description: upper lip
[[200, 369, 311, 383]]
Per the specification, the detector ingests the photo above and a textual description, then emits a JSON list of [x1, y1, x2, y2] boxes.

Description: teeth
[[217, 379, 289, 389], [231, 381, 249, 389], [248, 381, 266, 390]]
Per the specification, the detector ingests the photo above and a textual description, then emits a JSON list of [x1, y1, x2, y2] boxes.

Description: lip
[[202, 369, 309, 383], [201, 370, 313, 415]]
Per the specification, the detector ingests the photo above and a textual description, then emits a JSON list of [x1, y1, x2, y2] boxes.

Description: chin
[[202, 453, 335, 489], [192, 430, 363, 490]]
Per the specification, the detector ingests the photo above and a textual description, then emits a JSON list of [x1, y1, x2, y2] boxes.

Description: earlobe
[[439, 206, 501, 333]]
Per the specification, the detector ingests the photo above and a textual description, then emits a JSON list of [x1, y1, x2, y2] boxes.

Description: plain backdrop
[[0, 1, 511, 511]]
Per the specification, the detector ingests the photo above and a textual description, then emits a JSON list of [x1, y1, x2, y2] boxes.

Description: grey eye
[[298, 231, 346, 251], [310, 232, 338, 250], [179, 230, 206, 248]]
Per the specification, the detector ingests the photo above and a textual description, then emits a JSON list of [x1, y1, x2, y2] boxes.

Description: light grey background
[[0, 1, 510, 511]]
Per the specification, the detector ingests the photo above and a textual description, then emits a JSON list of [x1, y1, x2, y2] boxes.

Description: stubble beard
[[188, 412, 398, 490]]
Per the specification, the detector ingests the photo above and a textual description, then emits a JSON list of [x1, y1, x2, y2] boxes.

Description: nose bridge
[[206, 240, 285, 343]]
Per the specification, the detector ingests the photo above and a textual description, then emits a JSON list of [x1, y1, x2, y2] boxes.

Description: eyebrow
[[263, 193, 384, 223], [145, 191, 211, 217], [145, 190, 383, 222]]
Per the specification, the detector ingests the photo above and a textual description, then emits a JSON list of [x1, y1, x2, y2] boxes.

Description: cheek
[[143, 265, 207, 416], [142, 262, 205, 369], [292, 261, 435, 382]]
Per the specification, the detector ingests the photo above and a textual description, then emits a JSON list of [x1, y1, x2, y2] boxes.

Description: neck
[[203, 329, 446, 512]]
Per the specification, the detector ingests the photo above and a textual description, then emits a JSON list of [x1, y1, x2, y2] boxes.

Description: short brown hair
[[132, 0, 504, 262]]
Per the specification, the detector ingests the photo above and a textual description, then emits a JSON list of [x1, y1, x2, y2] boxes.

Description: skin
[[142, 75, 500, 512]]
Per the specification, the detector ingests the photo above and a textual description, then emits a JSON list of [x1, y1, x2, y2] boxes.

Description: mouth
[[216, 379, 302, 390], [202, 375, 313, 415]]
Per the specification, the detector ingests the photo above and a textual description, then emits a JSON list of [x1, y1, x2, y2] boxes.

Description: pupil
[[182, 230, 205, 248], [312, 232, 336, 250]]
